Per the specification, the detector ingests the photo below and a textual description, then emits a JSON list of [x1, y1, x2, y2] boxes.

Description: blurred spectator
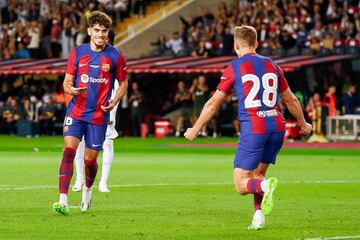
[[38, 96, 56, 135], [41, 12, 54, 57], [323, 86, 337, 117], [150, 34, 171, 56], [296, 22, 309, 54], [13, 42, 30, 58], [27, 21, 41, 58], [114, 0, 131, 20], [279, 30, 297, 56], [129, 82, 144, 136], [166, 32, 184, 57], [183, 35, 196, 56], [222, 26, 233, 55], [197, 6, 214, 28], [174, 80, 192, 137], [192, 39, 209, 57], [322, 33, 335, 53], [190, 75, 209, 136], [50, 19, 62, 58], [2, 97, 20, 135], [75, 10, 88, 46], [342, 85, 356, 114], [21, 99, 35, 121], [133, 0, 146, 18], [306, 92, 322, 122], [61, 15, 74, 58]]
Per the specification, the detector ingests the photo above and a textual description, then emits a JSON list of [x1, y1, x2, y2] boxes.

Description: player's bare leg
[[53, 136, 80, 215], [248, 163, 270, 229], [233, 166, 278, 229], [72, 139, 85, 192], [99, 139, 114, 192], [81, 148, 100, 212], [233, 168, 254, 195]]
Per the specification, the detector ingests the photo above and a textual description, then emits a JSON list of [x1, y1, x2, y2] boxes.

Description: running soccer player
[[72, 80, 119, 193], [184, 25, 312, 229], [53, 11, 128, 215]]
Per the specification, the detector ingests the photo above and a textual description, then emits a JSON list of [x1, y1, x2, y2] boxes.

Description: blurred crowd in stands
[[151, 0, 360, 57], [0, 0, 159, 60]]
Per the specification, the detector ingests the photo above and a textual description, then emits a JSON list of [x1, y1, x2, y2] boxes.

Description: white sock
[[254, 209, 263, 217], [100, 139, 114, 186], [260, 180, 269, 193], [74, 139, 85, 182], [59, 193, 68, 206], [252, 209, 265, 225]]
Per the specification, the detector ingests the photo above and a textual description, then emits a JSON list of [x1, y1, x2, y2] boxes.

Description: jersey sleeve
[[116, 54, 127, 82], [217, 64, 235, 94], [277, 65, 289, 93], [66, 48, 77, 76]]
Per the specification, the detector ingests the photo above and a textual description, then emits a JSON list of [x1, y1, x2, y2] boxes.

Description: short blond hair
[[234, 25, 257, 48]]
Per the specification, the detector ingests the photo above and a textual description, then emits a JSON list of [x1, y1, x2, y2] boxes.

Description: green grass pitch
[[0, 136, 359, 240]]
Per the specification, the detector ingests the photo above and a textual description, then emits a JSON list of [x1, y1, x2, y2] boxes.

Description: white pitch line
[[304, 235, 360, 240], [0, 180, 359, 191], [288, 180, 360, 184]]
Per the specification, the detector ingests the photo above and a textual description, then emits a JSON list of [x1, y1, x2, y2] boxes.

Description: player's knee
[[254, 169, 266, 179], [234, 182, 247, 195]]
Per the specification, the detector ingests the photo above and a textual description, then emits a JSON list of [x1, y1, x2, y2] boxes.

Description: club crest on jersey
[[81, 74, 89, 83], [102, 63, 110, 72], [63, 126, 69, 133]]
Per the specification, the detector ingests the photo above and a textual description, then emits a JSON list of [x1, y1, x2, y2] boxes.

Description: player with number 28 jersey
[[184, 25, 312, 230], [218, 54, 288, 134]]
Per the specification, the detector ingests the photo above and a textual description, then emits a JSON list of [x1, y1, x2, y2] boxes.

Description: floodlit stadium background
[[0, 1, 359, 240]]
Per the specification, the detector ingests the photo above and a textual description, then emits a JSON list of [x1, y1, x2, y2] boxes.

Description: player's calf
[[84, 159, 98, 188]]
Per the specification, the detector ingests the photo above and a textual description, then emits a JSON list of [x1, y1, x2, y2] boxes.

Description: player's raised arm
[[280, 88, 312, 135], [184, 89, 227, 141]]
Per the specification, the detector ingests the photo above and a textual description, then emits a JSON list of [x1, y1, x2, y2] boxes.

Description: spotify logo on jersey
[[80, 74, 108, 84]]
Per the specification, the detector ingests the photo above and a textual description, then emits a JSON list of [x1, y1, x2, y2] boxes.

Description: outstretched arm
[[184, 89, 227, 141], [281, 88, 312, 134]]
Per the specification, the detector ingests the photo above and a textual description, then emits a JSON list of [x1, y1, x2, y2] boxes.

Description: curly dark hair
[[88, 11, 112, 29]]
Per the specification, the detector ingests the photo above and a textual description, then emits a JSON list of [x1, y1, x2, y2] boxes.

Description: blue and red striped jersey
[[217, 53, 288, 134], [65, 43, 127, 126]]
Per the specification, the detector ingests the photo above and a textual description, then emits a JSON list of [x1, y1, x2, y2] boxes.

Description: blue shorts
[[234, 131, 285, 170], [63, 116, 107, 151]]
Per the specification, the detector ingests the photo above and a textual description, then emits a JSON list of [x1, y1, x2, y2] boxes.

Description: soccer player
[[72, 80, 119, 193], [53, 11, 128, 215], [72, 33, 120, 193], [184, 25, 312, 229]]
